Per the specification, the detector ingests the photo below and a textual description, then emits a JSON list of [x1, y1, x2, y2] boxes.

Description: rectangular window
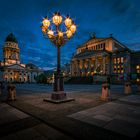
[[113, 58, 116, 64], [114, 70, 116, 73], [121, 70, 124, 73], [136, 65, 140, 69], [114, 66, 116, 70], [137, 70, 140, 73], [117, 58, 120, 64], [121, 57, 123, 63]]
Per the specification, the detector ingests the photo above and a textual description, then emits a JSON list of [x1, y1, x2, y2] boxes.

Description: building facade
[[70, 34, 140, 83], [0, 33, 43, 83]]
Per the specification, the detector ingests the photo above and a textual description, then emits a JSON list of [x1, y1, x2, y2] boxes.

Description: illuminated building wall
[[0, 33, 43, 83], [70, 34, 140, 83]]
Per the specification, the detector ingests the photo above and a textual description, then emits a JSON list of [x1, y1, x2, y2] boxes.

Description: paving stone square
[[0, 84, 140, 140], [69, 95, 140, 138]]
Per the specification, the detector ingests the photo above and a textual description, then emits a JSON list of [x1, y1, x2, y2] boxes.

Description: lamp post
[[41, 12, 76, 103]]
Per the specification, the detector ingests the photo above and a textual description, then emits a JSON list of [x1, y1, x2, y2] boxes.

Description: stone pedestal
[[124, 82, 132, 95], [44, 92, 74, 103], [7, 84, 16, 101], [137, 84, 140, 92], [101, 83, 111, 101], [44, 74, 74, 103]]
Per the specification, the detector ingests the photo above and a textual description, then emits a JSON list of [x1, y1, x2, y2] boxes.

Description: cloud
[[0, 0, 140, 70]]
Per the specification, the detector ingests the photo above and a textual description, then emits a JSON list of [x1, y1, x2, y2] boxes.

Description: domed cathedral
[[3, 33, 20, 65], [0, 33, 43, 83]]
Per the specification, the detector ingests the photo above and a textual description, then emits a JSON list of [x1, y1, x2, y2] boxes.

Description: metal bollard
[[101, 83, 111, 101], [124, 82, 132, 95]]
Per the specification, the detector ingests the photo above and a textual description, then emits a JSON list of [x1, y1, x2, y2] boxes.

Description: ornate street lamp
[[41, 12, 76, 103]]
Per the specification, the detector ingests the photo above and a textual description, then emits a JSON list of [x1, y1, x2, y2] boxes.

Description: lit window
[[121, 57, 123, 63], [114, 70, 116, 73], [137, 79, 140, 82], [113, 58, 116, 64], [136, 65, 140, 69], [117, 58, 120, 63], [121, 70, 124, 73]]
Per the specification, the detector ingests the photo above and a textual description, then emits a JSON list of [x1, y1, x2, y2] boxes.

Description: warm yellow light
[[66, 30, 73, 38], [70, 24, 76, 33], [136, 65, 140, 69], [42, 17, 50, 28], [52, 13, 62, 25], [41, 25, 47, 34], [64, 17, 72, 28], [58, 31, 63, 37], [47, 30, 54, 38]]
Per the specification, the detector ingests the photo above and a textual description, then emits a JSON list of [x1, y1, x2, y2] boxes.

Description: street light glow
[[64, 17, 72, 28], [58, 31, 63, 38], [52, 12, 62, 25], [66, 30, 73, 38], [70, 24, 76, 33], [42, 17, 50, 28], [47, 30, 54, 38], [41, 12, 76, 45]]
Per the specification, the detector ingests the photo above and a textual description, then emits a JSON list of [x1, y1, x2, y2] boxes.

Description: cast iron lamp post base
[[43, 74, 74, 103]]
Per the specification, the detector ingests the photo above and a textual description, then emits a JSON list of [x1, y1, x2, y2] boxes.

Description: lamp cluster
[[41, 12, 76, 46]]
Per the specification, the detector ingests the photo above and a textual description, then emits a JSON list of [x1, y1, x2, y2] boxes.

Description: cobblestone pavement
[[0, 84, 140, 140]]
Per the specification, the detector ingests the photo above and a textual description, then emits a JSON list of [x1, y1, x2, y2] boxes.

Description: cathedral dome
[[5, 33, 18, 43]]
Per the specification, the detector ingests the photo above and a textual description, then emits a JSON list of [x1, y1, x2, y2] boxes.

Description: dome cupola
[[5, 33, 18, 43]]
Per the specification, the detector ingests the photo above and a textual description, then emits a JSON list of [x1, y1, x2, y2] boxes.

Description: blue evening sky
[[0, 0, 140, 70]]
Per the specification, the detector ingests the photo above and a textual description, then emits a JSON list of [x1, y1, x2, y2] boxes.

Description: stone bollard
[[124, 82, 132, 95], [0, 82, 2, 95], [137, 83, 140, 92], [7, 84, 16, 101], [101, 83, 111, 101]]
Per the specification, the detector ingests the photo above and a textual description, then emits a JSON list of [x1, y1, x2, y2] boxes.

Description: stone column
[[77, 60, 80, 76], [103, 56, 106, 75], [74, 60, 78, 76], [95, 56, 98, 71], [82, 59, 85, 76], [71, 61, 74, 76]]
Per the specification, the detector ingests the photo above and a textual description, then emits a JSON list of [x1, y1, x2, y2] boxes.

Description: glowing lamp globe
[[41, 25, 47, 34], [52, 13, 62, 25], [70, 24, 76, 33], [64, 17, 72, 28], [47, 30, 54, 38], [66, 30, 72, 38], [42, 17, 50, 28], [58, 31, 63, 38]]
